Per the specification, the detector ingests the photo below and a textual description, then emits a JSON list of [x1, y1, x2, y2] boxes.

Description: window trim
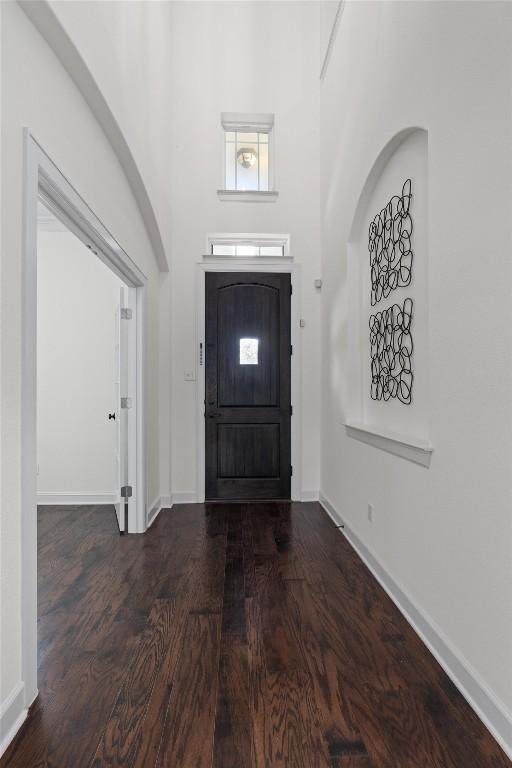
[[219, 112, 276, 199], [221, 112, 274, 132], [217, 189, 278, 203], [205, 232, 291, 259]]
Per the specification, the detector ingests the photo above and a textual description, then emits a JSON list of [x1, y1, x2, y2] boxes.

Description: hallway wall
[[37, 228, 123, 502], [320, 0, 512, 751], [43, 0, 173, 270], [168, 1, 322, 500], [0, 0, 169, 744]]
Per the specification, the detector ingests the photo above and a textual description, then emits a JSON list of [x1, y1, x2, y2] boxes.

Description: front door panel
[[205, 272, 291, 500]]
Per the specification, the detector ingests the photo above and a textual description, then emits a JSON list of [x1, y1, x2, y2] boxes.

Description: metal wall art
[[369, 298, 414, 404], [369, 178, 413, 306]]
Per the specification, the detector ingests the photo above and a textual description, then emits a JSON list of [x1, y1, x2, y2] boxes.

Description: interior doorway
[[204, 272, 292, 500], [37, 202, 130, 531], [21, 132, 148, 711]]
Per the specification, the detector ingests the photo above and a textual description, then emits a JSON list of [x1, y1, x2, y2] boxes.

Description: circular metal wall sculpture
[[369, 298, 414, 404], [369, 178, 413, 306]]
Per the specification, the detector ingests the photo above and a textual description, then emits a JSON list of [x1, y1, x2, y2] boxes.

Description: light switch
[[184, 371, 196, 381]]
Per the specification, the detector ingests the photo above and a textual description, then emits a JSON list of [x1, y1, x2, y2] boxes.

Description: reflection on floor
[[1, 503, 510, 767]]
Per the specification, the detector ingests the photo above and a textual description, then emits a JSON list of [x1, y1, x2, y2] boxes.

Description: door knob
[[108, 413, 116, 421]]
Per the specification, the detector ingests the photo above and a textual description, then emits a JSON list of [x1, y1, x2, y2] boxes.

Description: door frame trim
[[195, 260, 302, 502], [21, 130, 148, 708]]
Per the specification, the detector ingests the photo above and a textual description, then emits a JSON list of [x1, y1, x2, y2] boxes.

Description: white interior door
[[114, 287, 129, 531]]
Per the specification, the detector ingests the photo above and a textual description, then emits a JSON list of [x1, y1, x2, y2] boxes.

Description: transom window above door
[[218, 113, 278, 202], [206, 233, 290, 259]]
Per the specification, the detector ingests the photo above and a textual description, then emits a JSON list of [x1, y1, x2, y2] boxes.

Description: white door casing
[[195, 258, 303, 503], [21, 131, 148, 713], [114, 288, 131, 532]]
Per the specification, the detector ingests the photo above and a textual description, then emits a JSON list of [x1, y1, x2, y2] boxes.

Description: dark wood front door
[[205, 272, 291, 500]]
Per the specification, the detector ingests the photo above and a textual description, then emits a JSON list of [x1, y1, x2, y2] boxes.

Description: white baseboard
[[145, 492, 197, 530], [37, 492, 117, 505], [319, 494, 344, 527], [301, 489, 319, 502], [146, 497, 161, 528], [146, 495, 173, 528], [159, 493, 322, 506], [172, 492, 198, 504], [0, 682, 27, 758], [319, 492, 512, 760]]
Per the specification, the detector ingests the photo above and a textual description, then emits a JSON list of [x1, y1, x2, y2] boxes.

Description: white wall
[[37, 227, 122, 501], [0, 0, 168, 744], [46, 0, 174, 268], [321, 0, 512, 751], [168, 1, 322, 499]]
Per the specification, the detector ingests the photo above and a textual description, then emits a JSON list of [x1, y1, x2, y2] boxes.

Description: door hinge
[[120, 486, 132, 535], [121, 397, 132, 409], [290, 465, 293, 477], [290, 344, 293, 356], [290, 404, 293, 416], [290, 283, 293, 295], [121, 308, 132, 320]]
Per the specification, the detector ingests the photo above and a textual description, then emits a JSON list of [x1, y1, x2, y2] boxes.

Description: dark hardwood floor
[[2, 502, 510, 767]]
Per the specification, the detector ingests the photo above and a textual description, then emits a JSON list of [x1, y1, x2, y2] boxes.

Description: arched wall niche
[[348, 127, 427, 243], [345, 127, 431, 461]]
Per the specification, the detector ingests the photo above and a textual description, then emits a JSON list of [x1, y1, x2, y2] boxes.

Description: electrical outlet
[[184, 371, 196, 382], [368, 503, 374, 522]]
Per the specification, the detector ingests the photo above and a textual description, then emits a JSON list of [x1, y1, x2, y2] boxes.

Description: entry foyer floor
[[1, 502, 510, 767]]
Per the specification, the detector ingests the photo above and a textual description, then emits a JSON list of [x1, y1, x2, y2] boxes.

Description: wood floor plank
[[212, 506, 253, 768], [89, 598, 175, 767], [213, 634, 253, 768], [4, 612, 144, 768], [156, 612, 222, 768], [130, 513, 226, 767], [246, 514, 332, 768], [285, 578, 368, 762]]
